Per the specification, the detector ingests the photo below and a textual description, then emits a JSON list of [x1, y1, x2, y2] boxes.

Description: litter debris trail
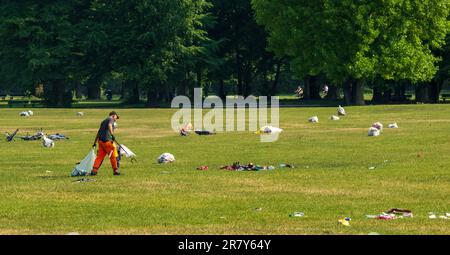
[[220, 162, 275, 171]]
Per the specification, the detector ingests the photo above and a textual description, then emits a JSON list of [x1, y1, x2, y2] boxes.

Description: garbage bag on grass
[[71, 149, 96, 177], [157, 153, 175, 163]]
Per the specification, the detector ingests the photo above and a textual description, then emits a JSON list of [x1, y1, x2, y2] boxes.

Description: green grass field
[[0, 105, 449, 235]]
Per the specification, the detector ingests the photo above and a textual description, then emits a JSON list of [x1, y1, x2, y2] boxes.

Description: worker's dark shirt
[[98, 117, 114, 142]]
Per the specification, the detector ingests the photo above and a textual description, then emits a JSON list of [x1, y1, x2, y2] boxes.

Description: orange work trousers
[[92, 140, 118, 173]]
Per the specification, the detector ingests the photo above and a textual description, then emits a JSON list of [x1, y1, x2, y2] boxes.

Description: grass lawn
[[0, 105, 449, 235]]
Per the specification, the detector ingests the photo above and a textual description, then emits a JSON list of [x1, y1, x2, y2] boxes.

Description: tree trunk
[[429, 80, 441, 103], [271, 61, 281, 96], [86, 74, 102, 100], [325, 85, 338, 100], [309, 75, 321, 99], [352, 79, 365, 105], [120, 82, 126, 100], [218, 79, 226, 100], [343, 81, 352, 106], [74, 80, 82, 99], [45, 80, 72, 107], [303, 76, 311, 99], [128, 80, 140, 103], [236, 53, 243, 96], [146, 86, 158, 107], [372, 84, 384, 103], [415, 84, 430, 103]]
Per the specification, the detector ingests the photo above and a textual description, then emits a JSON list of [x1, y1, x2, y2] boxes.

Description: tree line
[[0, 0, 449, 107]]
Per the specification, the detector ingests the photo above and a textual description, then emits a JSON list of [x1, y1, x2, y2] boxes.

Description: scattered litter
[[280, 164, 295, 168], [45, 171, 53, 173], [195, 130, 216, 135], [66, 232, 80, 235], [71, 149, 96, 177], [368, 166, 376, 170], [368, 127, 380, 137], [388, 123, 398, 128], [337, 105, 346, 116], [5, 129, 19, 142], [428, 212, 450, 219], [372, 122, 383, 132], [76, 112, 84, 116], [180, 123, 193, 136], [290, 212, 305, 217], [19, 110, 34, 117], [220, 162, 275, 171], [255, 126, 283, 135], [42, 135, 55, 148], [118, 144, 137, 161], [308, 116, 319, 123], [338, 218, 351, 226], [73, 178, 96, 183], [255, 208, 263, 212], [197, 166, 209, 170], [48, 133, 69, 140], [219, 216, 226, 219], [330, 115, 340, 121], [157, 153, 175, 164], [367, 208, 413, 220]]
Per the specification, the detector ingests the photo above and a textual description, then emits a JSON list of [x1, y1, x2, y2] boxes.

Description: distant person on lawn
[[91, 111, 120, 176]]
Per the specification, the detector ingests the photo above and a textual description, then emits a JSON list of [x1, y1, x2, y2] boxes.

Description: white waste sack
[[337, 105, 346, 116], [71, 149, 96, 177], [42, 135, 55, 148], [330, 115, 340, 121], [309, 116, 319, 123], [372, 122, 383, 132], [260, 126, 283, 134], [27, 110, 34, 116], [388, 123, 398, 129], [157, 153, 175, 164], [118, 144, 136, 158], [368, 127, 380, 137], [19, 111, 30, 117], [76, 112, 84, 116]]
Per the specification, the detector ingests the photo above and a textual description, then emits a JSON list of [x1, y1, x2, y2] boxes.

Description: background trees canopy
[[0, 0, 449, 106]]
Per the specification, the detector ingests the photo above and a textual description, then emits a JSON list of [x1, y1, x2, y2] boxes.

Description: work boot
[[113, 171, 120, 176], [90, 171, 97, 176]]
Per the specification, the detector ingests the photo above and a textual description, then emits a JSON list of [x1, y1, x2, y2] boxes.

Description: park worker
[[90, 111, 121, 176]]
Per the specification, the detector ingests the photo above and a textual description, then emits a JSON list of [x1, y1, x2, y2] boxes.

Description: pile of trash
[[308, 116, 319, 123], [220, 162, 275, 171], [19, 110, 34, 117], [366, 208, 413, 220], [76, 112, 84, 116], [157, 153, 175, 163], [195, 130, 216, 135], [71, 149, 96, 177], [179, 123, 193, 136], [368, 122, 383, 137]]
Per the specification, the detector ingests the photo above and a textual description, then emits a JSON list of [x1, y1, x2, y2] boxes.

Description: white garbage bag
[[71, 149, 96, 177], [76, 112, 84, 116], [19, 111, 30, 117], [42, 135, 55, 148], [27, 110, 34, 116], [337, 105, 346, 116], [118, 144, 136, 158], [388, 123, 398, 129], [157, 153, 175, 164], [330, 115, 340, 121], [309, 116, 319, 123], [368, 127, 380, 137], [260, 126, 283, 134], [372, 122, 383, 132]]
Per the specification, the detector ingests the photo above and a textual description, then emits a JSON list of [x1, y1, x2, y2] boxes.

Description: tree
[[253, 0, 450, 105]]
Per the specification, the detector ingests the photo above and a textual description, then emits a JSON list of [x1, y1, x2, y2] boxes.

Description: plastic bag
[[157, 153, 175, 163], [337, 105, 346, 116], [368, 127, 380, 137], [42, 135, 55, 148], [330, 115, 340, 121], [309, 116, 319, 123], [118, 144, 136, 158], [372, 122, 383, 131], [71, 149, 96, 177]]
